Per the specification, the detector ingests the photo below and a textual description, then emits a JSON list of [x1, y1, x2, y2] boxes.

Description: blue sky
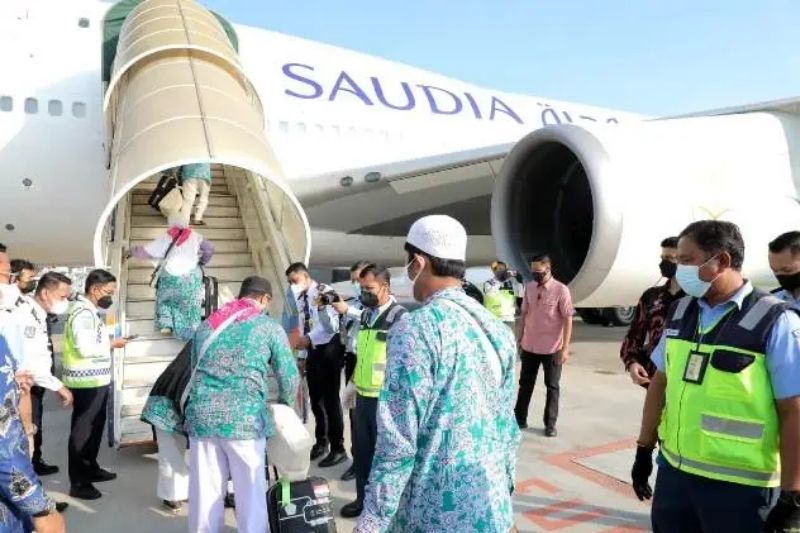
[[202, 0, 800, 117]]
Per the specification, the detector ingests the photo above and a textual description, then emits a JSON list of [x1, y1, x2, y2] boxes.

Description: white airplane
[[3, 0, 800, 445]]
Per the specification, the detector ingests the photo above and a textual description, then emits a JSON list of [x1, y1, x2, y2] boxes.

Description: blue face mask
[[675, 256, 717, 298]]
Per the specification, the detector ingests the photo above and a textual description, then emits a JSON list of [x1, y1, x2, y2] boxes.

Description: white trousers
[[189, 437, 267, 533], [156, 428, 190, 502], [181, 179, 211, 222]]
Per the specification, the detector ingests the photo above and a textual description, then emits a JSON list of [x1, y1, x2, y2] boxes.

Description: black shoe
[[89, 468, 117, 483], [70, 483, 101, 500], [33, 460, 59, 476], [545, 427, 557, 437], [318, 450, 347, 468], [516, 419, 528, 430], [224, 493, 235, 508], [55, 502, 69, 513], [163, 500, 183, 513], [340, 499, 363, 518], [310, 443, 329, 461], [340, 464, 356, 481]]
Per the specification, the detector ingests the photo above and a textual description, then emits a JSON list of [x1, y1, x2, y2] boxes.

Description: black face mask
[[776, 272, 800, 293], [495, 270, 508, 281], [97, 296, 114, 310], [659, 259, 677, 279], [532, 271, 546, 283], [19, 283, 35, 295], [359, 291, 379, 309]]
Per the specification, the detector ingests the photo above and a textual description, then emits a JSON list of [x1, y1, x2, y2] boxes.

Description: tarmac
[[39, 321, 654, 532]]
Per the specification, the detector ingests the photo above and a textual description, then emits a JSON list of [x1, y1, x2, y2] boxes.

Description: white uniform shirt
[[298, 282, 341, 348], [4, 297, 63, 391]]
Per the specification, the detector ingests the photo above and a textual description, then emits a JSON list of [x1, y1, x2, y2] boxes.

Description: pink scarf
[[208, 298, 262, 330], [167, 226, 192, 246]]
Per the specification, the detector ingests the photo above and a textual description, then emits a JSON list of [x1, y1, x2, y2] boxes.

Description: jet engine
[[492, 112, 800, 307]]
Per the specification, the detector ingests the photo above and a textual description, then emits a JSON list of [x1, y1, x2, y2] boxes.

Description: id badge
[[683, 351, 710, 384]]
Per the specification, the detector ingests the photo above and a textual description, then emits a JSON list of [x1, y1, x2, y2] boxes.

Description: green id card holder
[[683, 350, 710, 384]]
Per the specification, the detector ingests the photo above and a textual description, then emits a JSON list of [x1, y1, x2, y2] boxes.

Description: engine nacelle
[[492, 112, 800, 307]]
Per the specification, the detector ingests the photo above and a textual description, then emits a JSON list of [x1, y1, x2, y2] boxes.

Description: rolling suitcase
[[147, 173, 180, 212], [267, 477, 337, 533], [202, 273, 219, 319]]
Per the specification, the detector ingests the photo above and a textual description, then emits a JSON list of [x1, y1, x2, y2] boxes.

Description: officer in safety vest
[[340, 263, 407, 519], [64, 269, 128, 501], [631, 220, 800, 532], [483, 260, 518, 327]]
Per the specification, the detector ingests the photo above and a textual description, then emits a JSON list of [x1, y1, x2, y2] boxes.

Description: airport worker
[[339, 263, 407, 519], [64, 269, 127, 500], [184, 276, 299, 533], [514, 253, 573, 436], [355, 215, 520, 533], [331, 259, 371, 483], [179, 162, 213, 226], [631, 220, 800, 532], [128, 212, 214, 340], [619, 236, 684, 388], [11, 259, 36, 296], [287, 262, 347, 467], [0, 334, 66, 533], [483, 260, 518, 328], [768, 231, 800, 309]]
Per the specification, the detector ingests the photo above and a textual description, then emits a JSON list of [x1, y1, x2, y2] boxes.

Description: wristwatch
[[779, 490, 800, 507], [32, 498, 57, 517]]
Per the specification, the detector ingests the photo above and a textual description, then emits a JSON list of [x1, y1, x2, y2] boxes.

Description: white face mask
[[51, 298, 69, 316], [289, 283, 303, 298], [0, 283, 21, 311], [405, 258, 423, 301]]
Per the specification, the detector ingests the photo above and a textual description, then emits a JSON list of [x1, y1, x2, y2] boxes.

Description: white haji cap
[[406, 215, 467, 261]]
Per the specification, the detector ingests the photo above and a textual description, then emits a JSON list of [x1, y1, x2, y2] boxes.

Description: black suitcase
[[267, 477, 337, 533], [202, 274, 219, 319], [147, 173, 180, 212]]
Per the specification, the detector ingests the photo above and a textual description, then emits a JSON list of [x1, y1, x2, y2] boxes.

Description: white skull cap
[[406, 215, 467, 261]]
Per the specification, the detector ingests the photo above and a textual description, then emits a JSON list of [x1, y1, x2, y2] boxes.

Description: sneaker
[[160, 328, 173, 335], [545, 427, 558, 438], [70, 483, 101, 500], [162, 500, 183, 513], [310, 443, 329, 461], [89, 468, 117, 483], [33, 460, 59, 476], [340, 499, 363, 518], [318, 450, 347, 468]]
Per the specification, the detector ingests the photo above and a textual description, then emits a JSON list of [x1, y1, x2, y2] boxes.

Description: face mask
[[532, 271, 547, 284], [405, 258, 423, 301], [675, 257, 717, 298], [776, 272, 800, 293], [97, 296, 114, 310], [359, 290, 379, 308], [351, 282, 361, 298], [289, 283, 303, 298], [51, 299, 69, 315], [0, 283, 21, 310], [19, 282, 35, 294], [495, 270, 508, 281], [659, 259, 677, 279]]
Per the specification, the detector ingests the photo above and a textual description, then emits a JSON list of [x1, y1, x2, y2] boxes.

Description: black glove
[[631, 444, 654, 501], [765, 491, 800, 532]]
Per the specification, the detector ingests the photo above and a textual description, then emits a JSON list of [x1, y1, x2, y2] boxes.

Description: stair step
[[134, 182, 228, 194], [127, 252, 253, 270], [130, 216, 243, 229], [125, 337, 185, 359], [129, 239, 248, 253], [130, 204, 239, 218], [130, 227, 246, 240], [126, 277, 248, 301], [126, 265, 253, 285], [130, 192, 236, 207], [120, 416, 155, 444], [126, 283, 241, 315], [126, 319, 173, 337], [123, 360, 171, 388]]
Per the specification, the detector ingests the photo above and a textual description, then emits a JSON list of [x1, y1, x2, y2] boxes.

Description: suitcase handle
[[279, 477, 291, 507]]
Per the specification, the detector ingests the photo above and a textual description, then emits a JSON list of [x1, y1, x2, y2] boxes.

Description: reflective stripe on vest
[[353, 303, 405, 398], [484, 289, 516, 320], [658, 291, 783, 488]]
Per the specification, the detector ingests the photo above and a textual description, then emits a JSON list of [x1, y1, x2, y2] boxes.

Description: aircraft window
[[279, 121, 288, 133], [24, 98, 38, 114], [0, 96, 11, 112], [72, 102, 87, 118], [48, 100, 63, 116], [78, 18, 90, 28]]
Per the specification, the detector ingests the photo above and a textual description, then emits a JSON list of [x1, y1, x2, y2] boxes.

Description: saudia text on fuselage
[[281, 63, 620, 127]]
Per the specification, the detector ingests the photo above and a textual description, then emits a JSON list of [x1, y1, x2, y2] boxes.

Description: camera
[[317, 287, 341, 306]]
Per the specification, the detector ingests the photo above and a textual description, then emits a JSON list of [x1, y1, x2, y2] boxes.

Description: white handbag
[[158, 185, 183, 216]]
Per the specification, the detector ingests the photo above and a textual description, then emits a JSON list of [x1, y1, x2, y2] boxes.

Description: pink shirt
[[520, 278, 574, 354]]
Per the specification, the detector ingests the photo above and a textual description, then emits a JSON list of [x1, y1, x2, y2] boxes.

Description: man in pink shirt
[[514, 254, 574, 436]]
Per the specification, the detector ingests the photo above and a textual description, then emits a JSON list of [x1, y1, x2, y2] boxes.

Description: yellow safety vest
[[484, 288, 516, 320], [658, 291, 784, 488], [354, 303, 406, 398], [63, 301, 112, 389]]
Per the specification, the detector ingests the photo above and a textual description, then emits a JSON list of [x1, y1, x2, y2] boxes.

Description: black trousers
[[68, 385, 109, 485], [353, 395, 378, 502], [30, 386, 45, 464], [344, 351, 357, 456], [306, 341, 345, 451], [514, 350, 562, 429]]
